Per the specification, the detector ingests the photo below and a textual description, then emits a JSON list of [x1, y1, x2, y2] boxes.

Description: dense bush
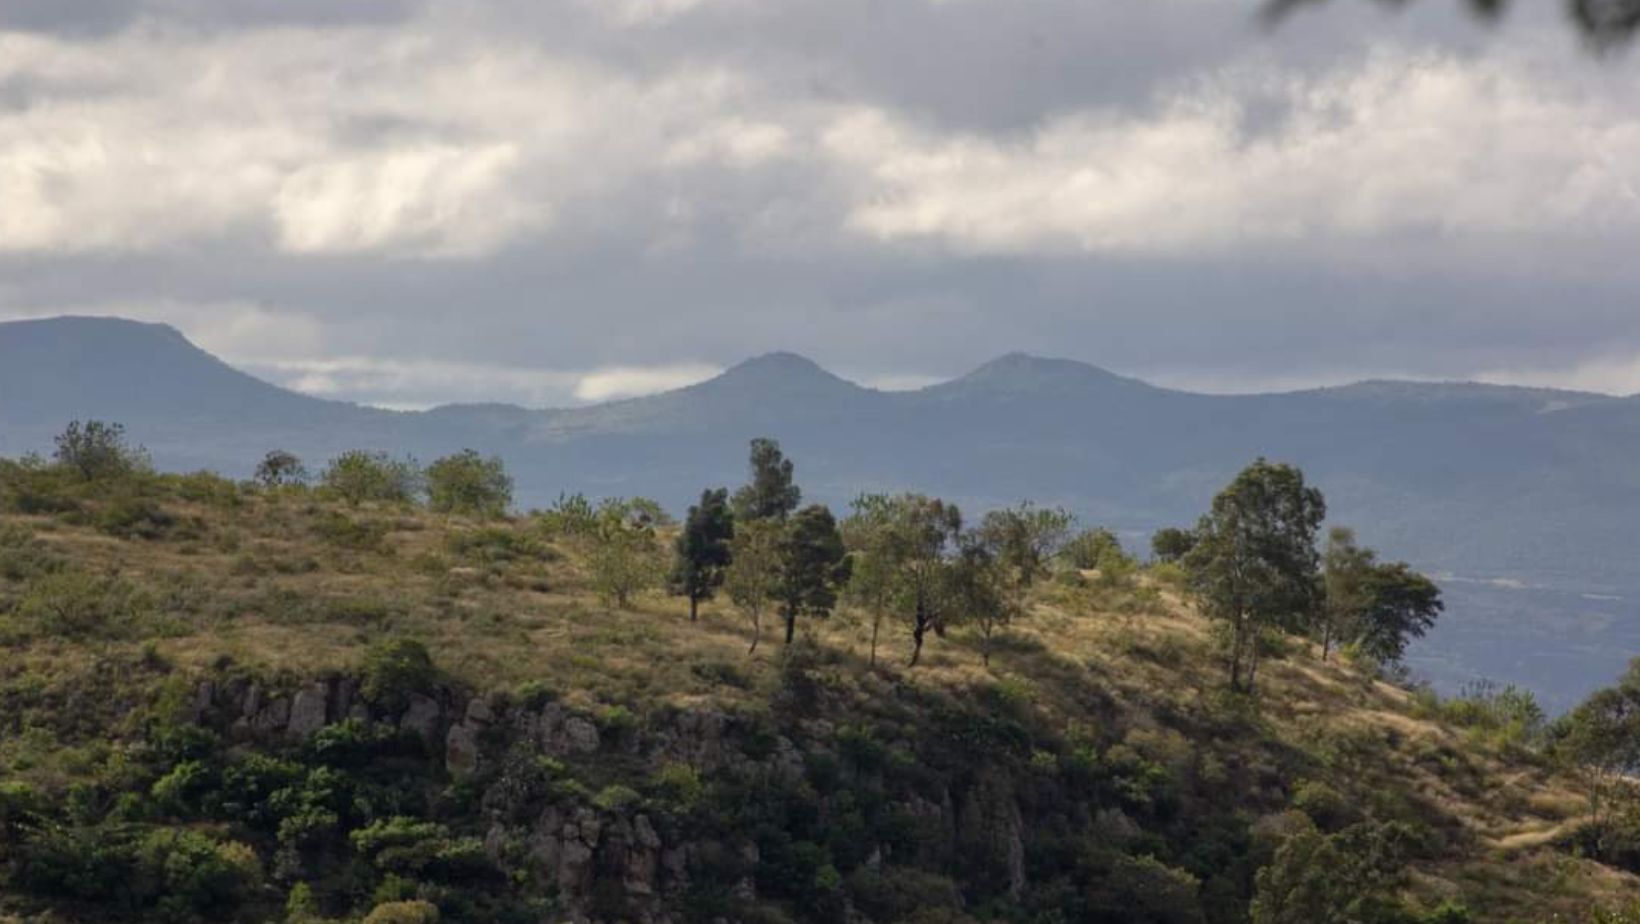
[[54, 420, 150, 482], [365, 899, 442, 924], [360, 638, 439, 711], [426, 449, 512, 518], [321, 451, 424, 507]]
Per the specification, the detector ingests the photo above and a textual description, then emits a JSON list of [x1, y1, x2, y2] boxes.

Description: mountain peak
[[706, 352, 861, 393], [932, 352, 1156, 397], [722, 351, 831, 376]]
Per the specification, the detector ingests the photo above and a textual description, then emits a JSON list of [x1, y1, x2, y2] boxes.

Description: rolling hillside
[[0, 474, 1635, 923], [3, 315, 1638, 710]]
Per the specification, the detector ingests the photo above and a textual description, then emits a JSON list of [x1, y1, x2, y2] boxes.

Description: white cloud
[[275, 144, 535, 256], [0, 25, 778, 258], [249, 356, 582, 407], [825, 49, 1640, 255], [573, 364, 723, 401], [664, 118, 793, 168], [575, 0, 750, 27], [856, 373, 947, 391]]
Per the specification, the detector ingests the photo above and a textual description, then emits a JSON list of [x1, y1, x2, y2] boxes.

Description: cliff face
[[187, 669, 1051, 924]]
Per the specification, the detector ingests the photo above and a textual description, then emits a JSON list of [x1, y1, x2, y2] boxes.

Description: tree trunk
[[982, 625, 992, 667], [784, 609, 796, 645], [909, 617, 926, 667], [1228, 614, 1247, 693], [748, 608, 762, 654], [869, 609, 881, 667], [1246, 623, 1262, 694], [689, 594, 699, 623]]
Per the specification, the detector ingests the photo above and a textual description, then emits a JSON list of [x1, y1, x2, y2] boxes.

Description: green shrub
[[691, 660, 753, 690], [313, 511, 393, 552], [515, 680, 557, 709], [1421, 901, 1474, 924], [8, 569, 159, 642], [1291, 780, 1356, 833], [360, 638, 438, 710], [96, 493, 183, 540], [320, 451, 423, 507], [135, 829, 262, 919], [651, 763, 704, 810], [426, 450, 512, 518], [0, 522, 61, 581], [444, 526, 550, 566], [364, 899, 441, 924], [592, 784, 642, 812], [53, 420, 150, 482]]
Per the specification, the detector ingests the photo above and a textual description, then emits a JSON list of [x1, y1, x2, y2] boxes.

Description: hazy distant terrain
[[5, 315, 1639, 710]]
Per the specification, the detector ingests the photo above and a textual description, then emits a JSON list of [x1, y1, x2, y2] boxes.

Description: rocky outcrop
[[185, 676, 1036, 924]]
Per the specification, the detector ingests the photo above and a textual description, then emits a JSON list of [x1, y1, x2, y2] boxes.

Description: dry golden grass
[[6, 492, 1640, 918]]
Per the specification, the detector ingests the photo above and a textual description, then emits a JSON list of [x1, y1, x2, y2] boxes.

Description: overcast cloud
[[2, 0, 1638, 407]]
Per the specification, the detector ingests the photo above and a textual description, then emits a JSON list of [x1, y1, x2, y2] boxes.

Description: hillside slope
[[0, 470, 1634, 923], [5, 315, 1640, 710]]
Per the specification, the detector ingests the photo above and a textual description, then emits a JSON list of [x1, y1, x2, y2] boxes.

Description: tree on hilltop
[[426, 449, 512, 518], [774, 504, 851, 646], [320, 451, 423, 507], [978, 502, 1073, 591], [670, 488, 735, 622], [732, 438, 801, 522], [254, 450, 308, 488], [1354, 562, 1443, 666], [1319, 526, 1375, 661], [890, 495, 965, 667], [1150, 527, 1197, 564], [585, 497, 666, 610], [725, 518, 783, 653], [53, 420, 149, 482], [1185, 459, 1325, 694]]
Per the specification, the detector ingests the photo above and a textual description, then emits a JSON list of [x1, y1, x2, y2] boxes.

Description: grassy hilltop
[[1, 435, 1639, 924]]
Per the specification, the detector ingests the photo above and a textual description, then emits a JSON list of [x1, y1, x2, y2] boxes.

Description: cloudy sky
[[2, 0, 1638, 408]]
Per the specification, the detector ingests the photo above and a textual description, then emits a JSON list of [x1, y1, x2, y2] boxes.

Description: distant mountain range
[[4, 314, 1639, 710]]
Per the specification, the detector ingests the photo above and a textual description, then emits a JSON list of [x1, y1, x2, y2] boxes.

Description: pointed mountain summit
[[923, 352, 1162, 402], [543, 351, 870, 436], [701, 351, 865, 397]]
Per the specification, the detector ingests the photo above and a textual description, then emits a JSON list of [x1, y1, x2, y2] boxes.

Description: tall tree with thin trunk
[[842, 494, 900, 666], [725, 519, 782, 654], [950, 532, 1012, 666], [670, 488, 735, 622], [1184, 459, 1325, 694], [978, 503, 1073, 592], [1320, 526, 1374, 661], [889, 495, 963, 668]]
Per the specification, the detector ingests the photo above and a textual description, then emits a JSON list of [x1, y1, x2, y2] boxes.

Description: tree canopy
[[53, 420, 149, 482], [425, 449, 512, 518], [254, 450, 308, 488], [670, 488, 735, 622], [732, 438, 801, 522], [1185, 459, 1326, 693], [774, 504, 852, 645]]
